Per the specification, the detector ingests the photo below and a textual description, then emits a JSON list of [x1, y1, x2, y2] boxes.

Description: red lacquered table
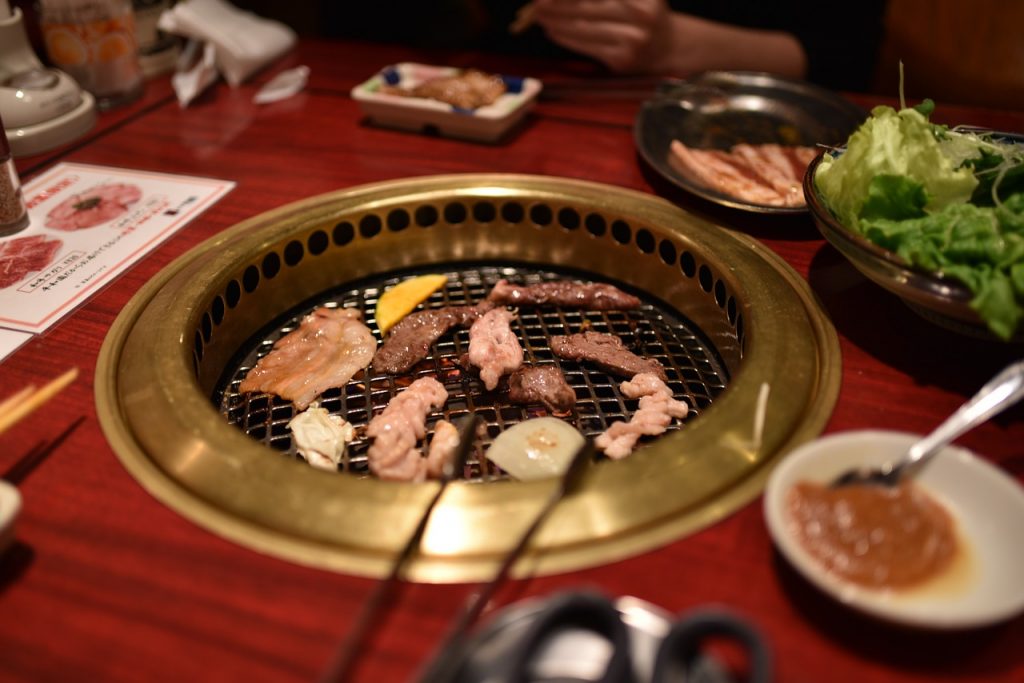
[[3, 38, 1023, 683]]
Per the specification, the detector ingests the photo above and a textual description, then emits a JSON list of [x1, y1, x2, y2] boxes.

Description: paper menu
[[0, 163, 235, 334], [0, 328, 32, 363]]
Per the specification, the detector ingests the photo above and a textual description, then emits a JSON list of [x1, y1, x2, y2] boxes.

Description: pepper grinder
[[0, 111, 30, 236]]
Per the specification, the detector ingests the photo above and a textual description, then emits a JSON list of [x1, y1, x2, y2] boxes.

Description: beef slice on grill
[[550, 331, 667, 381], [372, 302, 493, 375], [507, 365, 575, 413], [487, 279, 641, 310]]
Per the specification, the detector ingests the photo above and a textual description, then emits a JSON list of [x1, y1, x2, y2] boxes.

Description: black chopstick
[[317, 414, 480, 683], [415, 438, 597, 682]]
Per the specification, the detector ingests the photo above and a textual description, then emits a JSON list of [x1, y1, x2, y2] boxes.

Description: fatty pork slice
[[366, 377, 449, 482], [596, 373, 689, 460], [468, 307, 524, 391], [669, 140, 785, 207], [424, 419, 460, 479], [238, 307, 376, 410]]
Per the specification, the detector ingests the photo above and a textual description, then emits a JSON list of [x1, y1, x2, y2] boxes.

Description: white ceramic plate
[[764, 430, 1024, 629], [351, 63, 542, 143], [0, 479, 21, 553]]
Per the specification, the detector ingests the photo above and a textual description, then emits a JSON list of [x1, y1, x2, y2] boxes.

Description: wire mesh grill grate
[[215, 264, 729, 481]]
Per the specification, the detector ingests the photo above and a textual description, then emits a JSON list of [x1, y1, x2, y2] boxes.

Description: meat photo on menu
[[45, 182, 144, 230], [0, 235, 63, 289], [0, 162, 234, 335]]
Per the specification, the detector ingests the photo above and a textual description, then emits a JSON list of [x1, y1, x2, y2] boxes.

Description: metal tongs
[[318, 414, 481, 683], [417, 438, 597, 682]]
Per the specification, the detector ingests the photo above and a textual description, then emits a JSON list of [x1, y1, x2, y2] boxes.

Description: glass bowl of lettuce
[[805, 100, 1024, 342]]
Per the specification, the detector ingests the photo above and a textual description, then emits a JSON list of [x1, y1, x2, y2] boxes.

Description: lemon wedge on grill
[[375, 274, 448, 335]]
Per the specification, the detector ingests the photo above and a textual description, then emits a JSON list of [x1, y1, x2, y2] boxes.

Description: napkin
[[158, 0, 296, 89]]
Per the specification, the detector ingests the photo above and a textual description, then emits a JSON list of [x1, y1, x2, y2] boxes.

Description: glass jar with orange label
[[39, 0, 144, 110]]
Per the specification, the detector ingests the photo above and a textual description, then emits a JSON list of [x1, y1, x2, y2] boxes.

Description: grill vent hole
[[444, 202, 467, 224], [308, 230, 328, 255], [727, 297, 737, 324], [501, 202, 524, 223], [387, 209, 410, 232], [201, 312, 212, 343], [658, 239, 677, 265], [473, 202, 496, 223], [529, 204, 553, 226], [415, 205, 438, 227], [680, 251, 696, 278], [558, 208, 580, 230], [714, 280, 726, 307], [359, 215, 382, 238], [212, 296, 225, 325], [611, 220, 631, 244], [636, 229, 655, 253], [226, 280, 241, 308], [242, 265, 259, 293], [585, 213, 606, 237], [284, 240, 304, 267], [698, 265, 713, 292], [262, 252, 280, 279], [333, 221, 355, 245], [193, 330, 203, 360]]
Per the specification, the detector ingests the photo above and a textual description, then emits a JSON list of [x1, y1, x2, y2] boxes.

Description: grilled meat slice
[[507, 365, 575, 413], [487, 279, 640, 310], [366, 377, 448, 482], [596, 373, 689, 459], [424, 419, 459, 479], [468, 307, 523, 391], [550, 331, 666, 381], [238, 307, 376, 410], [372, 302, 493, 375]]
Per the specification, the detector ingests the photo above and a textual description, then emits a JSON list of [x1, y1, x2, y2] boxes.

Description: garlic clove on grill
[[288, 405, 355, 471]]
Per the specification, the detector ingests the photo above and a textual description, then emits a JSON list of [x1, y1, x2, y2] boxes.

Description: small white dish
[[0, 479, 21, 553], [764, 430, 1024, 629], [351, 62, 542, 143]]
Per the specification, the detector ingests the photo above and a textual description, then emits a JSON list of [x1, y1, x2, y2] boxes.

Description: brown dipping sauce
[[787, 480, 958, 589]]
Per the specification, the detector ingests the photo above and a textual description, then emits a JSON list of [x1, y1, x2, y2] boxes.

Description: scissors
[[428, 591, 771, 683]]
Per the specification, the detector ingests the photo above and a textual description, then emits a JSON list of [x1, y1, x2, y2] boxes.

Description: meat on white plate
[[238, 307, 376, 411], [366, 376, 451, 482], [468, 307, 524, 391], [596, 372, 689, 460], [669, 140, 818, 207]]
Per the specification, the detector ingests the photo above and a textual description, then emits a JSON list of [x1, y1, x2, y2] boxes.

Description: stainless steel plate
[[635, 71, 865, 214]]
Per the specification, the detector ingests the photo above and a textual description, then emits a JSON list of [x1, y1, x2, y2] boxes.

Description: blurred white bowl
[[0, 479, 20, 554], [764, 430, 1024, 629]]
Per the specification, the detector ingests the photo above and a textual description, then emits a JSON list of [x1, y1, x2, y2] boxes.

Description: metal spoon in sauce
[[831, 360, 1024, 488]]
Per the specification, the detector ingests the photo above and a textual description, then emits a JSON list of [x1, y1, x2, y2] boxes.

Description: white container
[[351, 63, 542, 143]]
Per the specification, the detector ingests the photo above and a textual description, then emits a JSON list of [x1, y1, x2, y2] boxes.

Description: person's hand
[[531, 0, 675, 74]]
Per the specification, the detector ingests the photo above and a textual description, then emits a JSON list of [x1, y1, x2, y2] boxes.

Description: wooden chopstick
[[0, 368, 79, 436], [509, 2, 537, 34]]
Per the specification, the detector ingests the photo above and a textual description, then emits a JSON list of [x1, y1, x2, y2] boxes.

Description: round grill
[[96, 174, 840, 582]]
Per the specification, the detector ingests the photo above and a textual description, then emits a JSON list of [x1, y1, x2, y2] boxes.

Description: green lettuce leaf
[[815, 105, 978, 231]]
